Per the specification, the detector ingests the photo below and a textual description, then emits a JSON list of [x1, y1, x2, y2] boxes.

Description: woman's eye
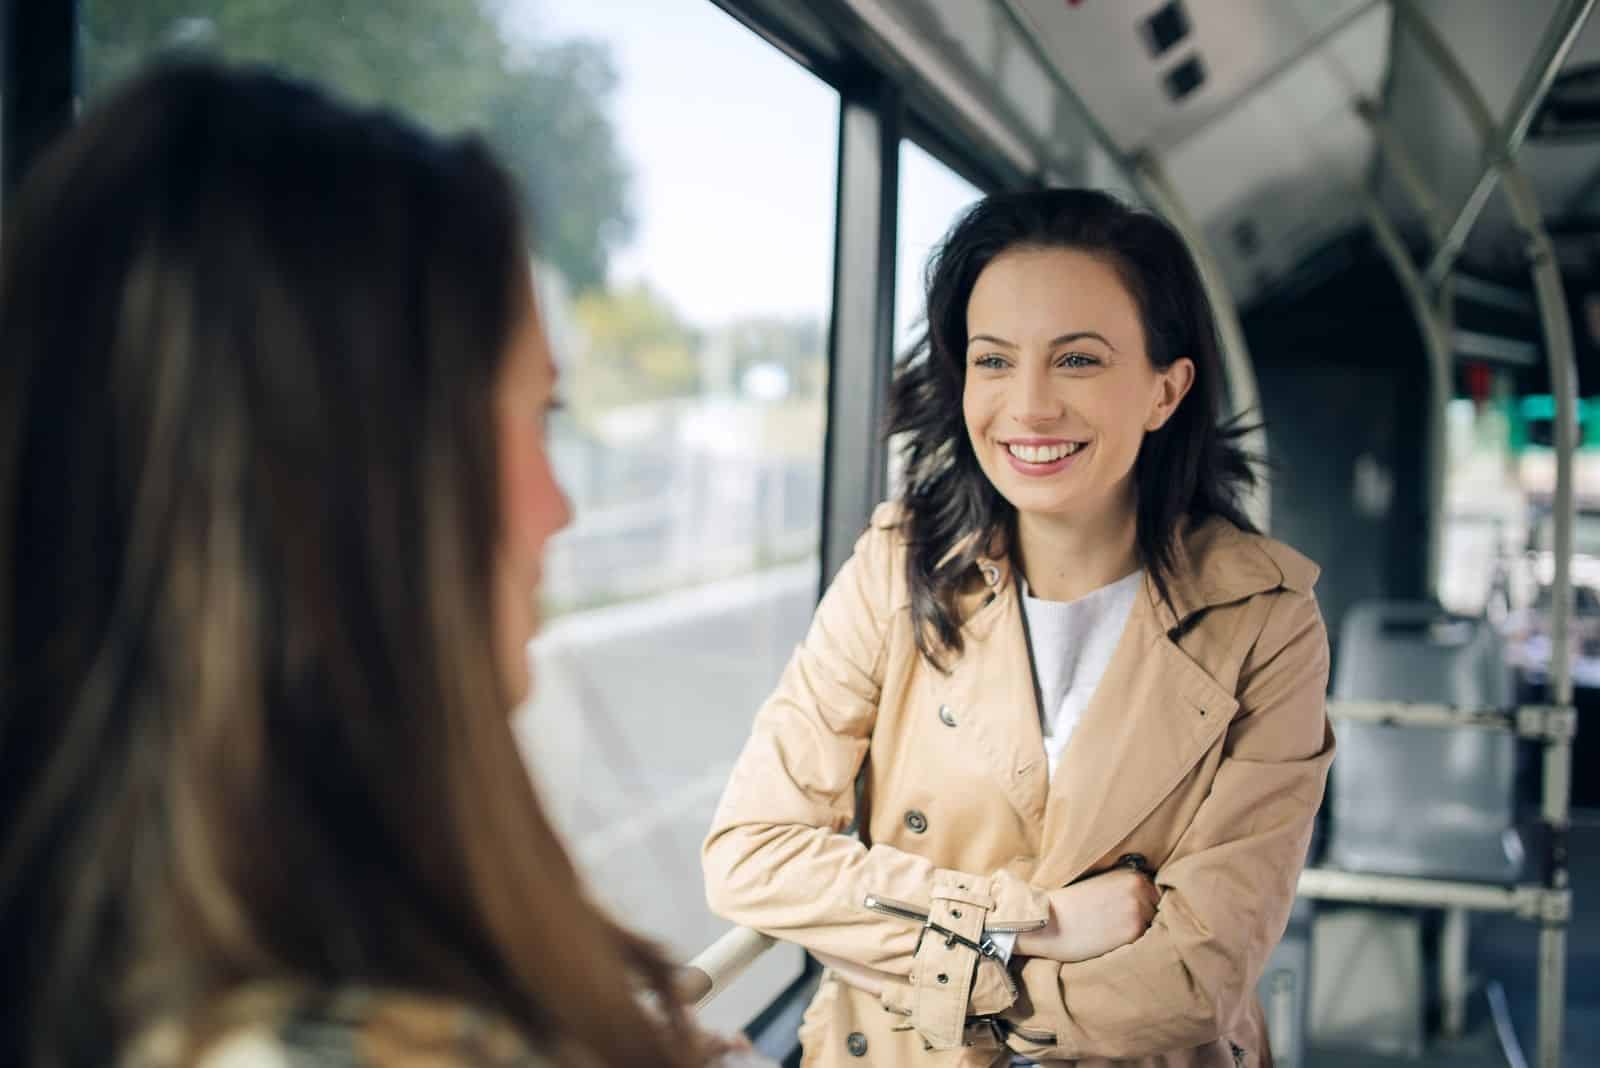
[[1058, 353, 1099, 369], [974, 354, 1008, 369]]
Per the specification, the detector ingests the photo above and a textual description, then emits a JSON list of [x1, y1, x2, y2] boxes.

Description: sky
[[508, 0, 839, 327], [507, 0, 983, 332]]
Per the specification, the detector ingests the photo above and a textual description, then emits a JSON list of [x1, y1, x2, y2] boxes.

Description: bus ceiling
[[815, 0, 1599, 307]]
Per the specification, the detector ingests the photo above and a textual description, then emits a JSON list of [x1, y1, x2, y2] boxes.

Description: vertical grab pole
[[1506, 167, 1580, 1068]]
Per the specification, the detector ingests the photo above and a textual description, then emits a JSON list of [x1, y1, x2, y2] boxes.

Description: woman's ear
[[1146, 357, 1196, 431]]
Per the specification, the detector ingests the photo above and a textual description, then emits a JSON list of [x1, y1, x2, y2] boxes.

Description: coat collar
[[963, 514, 1308, 637], [945, 514, 1319, 888]]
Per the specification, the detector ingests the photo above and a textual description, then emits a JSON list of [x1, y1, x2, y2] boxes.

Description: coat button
[[904, 809, 928, 834], [846, 1032, 868, 1057], [938, 704, 957, 727]]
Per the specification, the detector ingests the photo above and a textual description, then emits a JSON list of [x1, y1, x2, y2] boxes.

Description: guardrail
[[1302, 697, 1575, 1058]]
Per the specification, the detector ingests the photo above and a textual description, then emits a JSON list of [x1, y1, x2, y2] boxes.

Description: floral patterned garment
[[129, 988, 550, 1068]]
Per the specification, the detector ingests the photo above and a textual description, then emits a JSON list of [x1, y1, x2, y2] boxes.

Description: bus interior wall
[[1244, 232, 1434, 679]]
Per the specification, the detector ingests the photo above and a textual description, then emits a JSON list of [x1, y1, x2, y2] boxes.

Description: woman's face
[[961, 246, 1193, 526], [493, 291, 571, 706]]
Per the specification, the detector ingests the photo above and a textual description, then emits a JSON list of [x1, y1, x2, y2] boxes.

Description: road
[[514, 560, 819, 1032]]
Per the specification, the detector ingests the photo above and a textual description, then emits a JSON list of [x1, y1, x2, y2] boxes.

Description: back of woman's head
[[0, 62, 697, 1066], [890, 187, 1258, 665]]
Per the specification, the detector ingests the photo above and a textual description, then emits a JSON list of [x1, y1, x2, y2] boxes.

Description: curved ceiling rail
[[1356, 98, 1449, 244], [1134, 153, 1271, 532], [992, 0, 1272, 533], [1355, 96, 1455, 603], [1362, 195, 1454, 604], [1410, 0, 1600, 288]]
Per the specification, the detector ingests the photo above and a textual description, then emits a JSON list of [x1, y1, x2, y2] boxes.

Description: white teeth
[[1006, 441, 1081, 463]]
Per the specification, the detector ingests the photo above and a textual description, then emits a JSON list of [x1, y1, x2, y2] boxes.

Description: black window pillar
[[3, 0, 77, 196], [820, 76, 900, 590]]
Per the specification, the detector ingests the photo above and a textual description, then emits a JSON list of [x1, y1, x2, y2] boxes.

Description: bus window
[[79, 0, 837, 1033], [894, 139, 983, 356], [888, 140, 983, 495], [516, 5, 835, 1032]]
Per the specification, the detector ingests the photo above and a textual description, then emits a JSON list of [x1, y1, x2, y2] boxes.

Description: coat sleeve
[[701, 510, 1048, 1041], [1004, 587, 1335, 1062]]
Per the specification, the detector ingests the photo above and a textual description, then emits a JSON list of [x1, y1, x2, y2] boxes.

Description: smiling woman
[[897, 189, 1257, 658], [962, 246, 1196, 604], [703, 188, 1335, 1067]]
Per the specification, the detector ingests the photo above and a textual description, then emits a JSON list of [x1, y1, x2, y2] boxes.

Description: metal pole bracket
[[1514, 885, 1574, 925], [1518, 704, 1579, 741]]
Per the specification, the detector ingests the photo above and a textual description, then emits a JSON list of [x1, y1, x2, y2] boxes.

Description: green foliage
[[572, 283, 700, 411], [79, 0, 632, 292]]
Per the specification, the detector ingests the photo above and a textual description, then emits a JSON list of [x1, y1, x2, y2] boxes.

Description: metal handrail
[[679, 926, 777, 1010]]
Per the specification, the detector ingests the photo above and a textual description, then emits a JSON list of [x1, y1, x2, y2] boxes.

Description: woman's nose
[[1013, 368, 1062, 425]]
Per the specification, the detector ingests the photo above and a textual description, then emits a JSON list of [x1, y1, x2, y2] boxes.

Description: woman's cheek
[[498, 413, 545, 557]]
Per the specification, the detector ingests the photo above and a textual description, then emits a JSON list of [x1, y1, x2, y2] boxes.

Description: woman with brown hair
[[704, 190, 1334, 1066], [0, 62, 727, 1067]]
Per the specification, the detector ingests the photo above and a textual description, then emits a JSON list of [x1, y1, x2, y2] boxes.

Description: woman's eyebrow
[[967, 333, 1015, 348], [966, 330, 1116, 352], [1049, 330, 1115, 351]]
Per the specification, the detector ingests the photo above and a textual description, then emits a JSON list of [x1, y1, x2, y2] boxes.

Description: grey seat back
[[1327, 600, 1522, 881]]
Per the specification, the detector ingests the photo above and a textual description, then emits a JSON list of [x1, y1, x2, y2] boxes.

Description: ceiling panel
[[1009, 0, 1380, 153], [849, 0, 1594, 300]]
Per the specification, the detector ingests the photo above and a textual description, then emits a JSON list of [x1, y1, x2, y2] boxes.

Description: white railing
[[679, 926, 777, 1010]]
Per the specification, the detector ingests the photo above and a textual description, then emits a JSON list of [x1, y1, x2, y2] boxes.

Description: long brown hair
[[0, 62, 701, 1067]]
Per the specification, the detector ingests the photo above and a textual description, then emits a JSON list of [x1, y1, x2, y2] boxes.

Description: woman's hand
[[1013, 867, 1159, 963]]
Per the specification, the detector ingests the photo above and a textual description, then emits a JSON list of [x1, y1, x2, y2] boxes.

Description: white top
[[987, 568, 1143, 984], [1020, 569, 1144, 778]]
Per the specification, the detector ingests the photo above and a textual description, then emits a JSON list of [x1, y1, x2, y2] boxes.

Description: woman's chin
[[1000, 485, 1083, 520]]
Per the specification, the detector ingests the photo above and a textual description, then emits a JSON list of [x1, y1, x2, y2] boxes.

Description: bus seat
[[1326, 600, 1523, 883]]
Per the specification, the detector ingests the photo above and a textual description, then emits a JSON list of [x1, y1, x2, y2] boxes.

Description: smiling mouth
[[1004, 441, 1086, 464]]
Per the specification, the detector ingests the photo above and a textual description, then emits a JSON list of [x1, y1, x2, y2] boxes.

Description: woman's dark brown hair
[[0, 62, 699, 1067], [889, 188, 1259, 668]]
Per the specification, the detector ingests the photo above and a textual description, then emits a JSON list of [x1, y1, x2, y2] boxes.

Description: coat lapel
[[949, 516, 1295, 886], [1031, 586, 1238, 888], [950, 566, 1052, 832], [1021, 518, 1288, 889]]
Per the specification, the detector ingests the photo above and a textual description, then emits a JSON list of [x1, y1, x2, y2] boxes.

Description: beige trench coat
[[703, 504, 1334, 1067]]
